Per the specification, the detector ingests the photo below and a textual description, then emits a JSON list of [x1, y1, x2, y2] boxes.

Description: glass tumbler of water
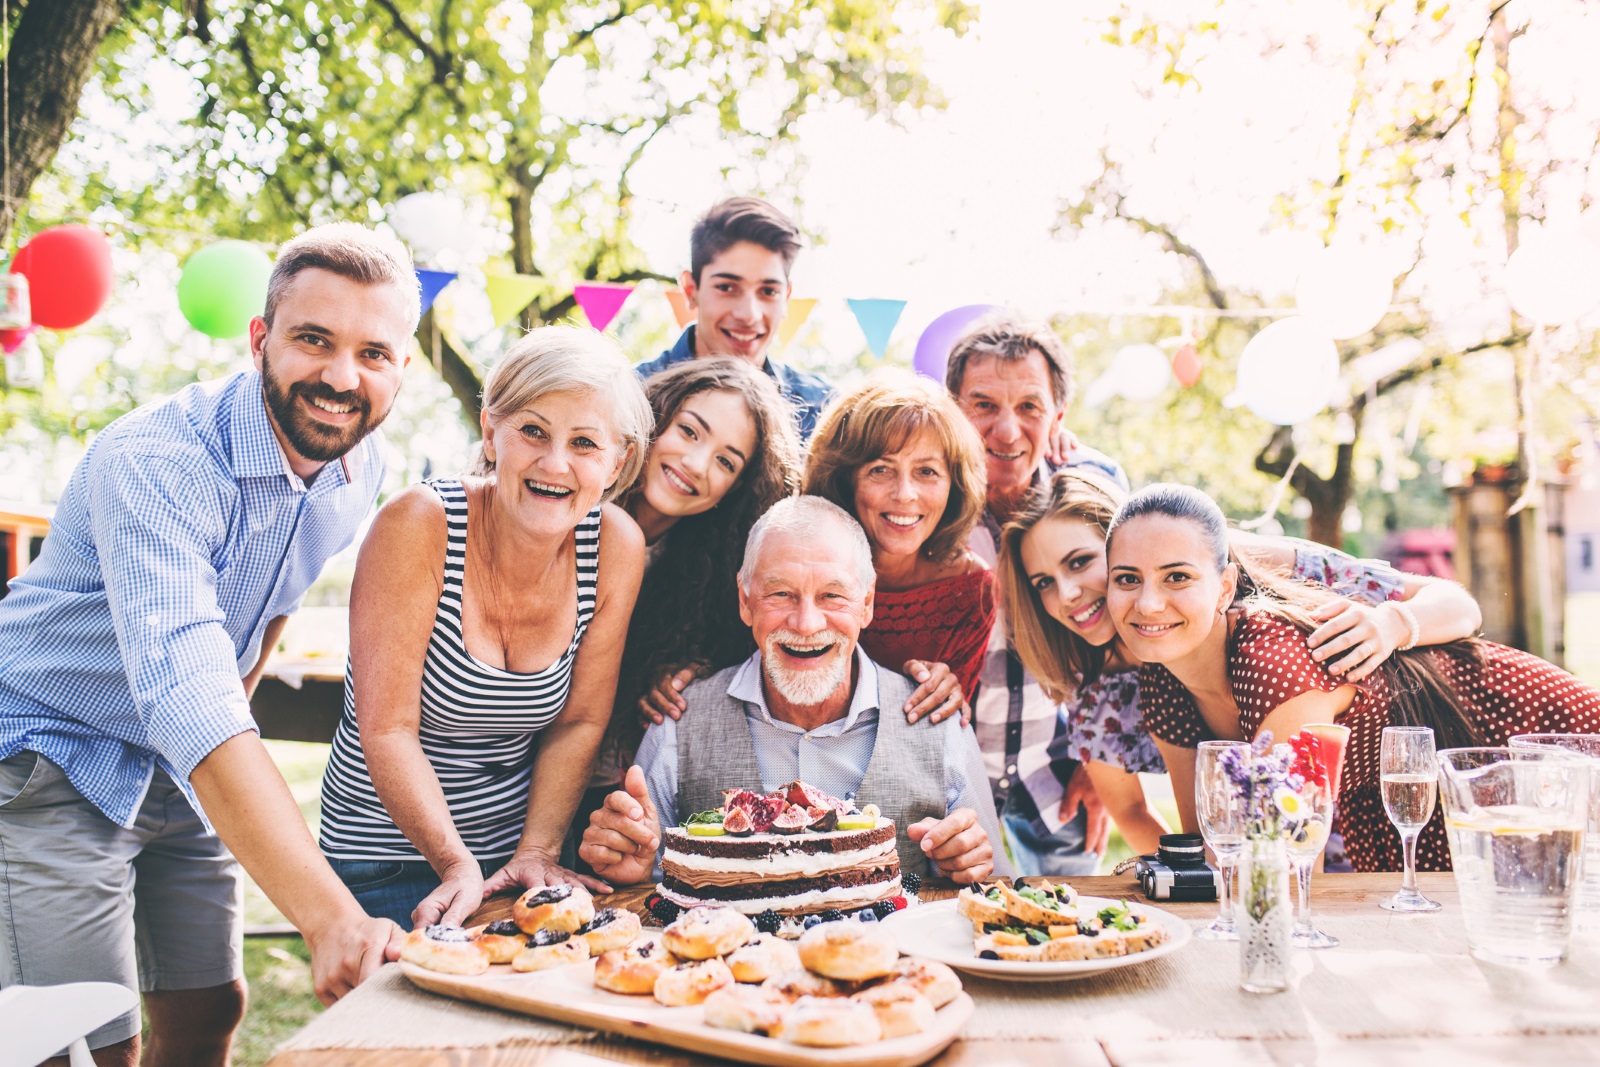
[[1379, 726, 1443, 913], [1509, 734, 1600, 935], [1438, 747, 1590, 966], [1195, 740, 1251, 942]]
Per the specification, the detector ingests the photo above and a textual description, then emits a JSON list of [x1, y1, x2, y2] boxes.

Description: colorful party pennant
[[415, 269, 457, 316], [776, 298, 818, 349], [573, 283, 636, 332], [663, 287, 695, 328], [846, 298, 906, 358], [484, 272, 542, 327]]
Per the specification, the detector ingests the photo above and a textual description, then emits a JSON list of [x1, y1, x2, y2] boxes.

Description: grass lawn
[[224, 597, 1600, 1062]]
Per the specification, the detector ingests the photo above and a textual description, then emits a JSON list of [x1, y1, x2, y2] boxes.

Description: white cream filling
[[659, 875, 903, 915], [663, 838, 898, 879]]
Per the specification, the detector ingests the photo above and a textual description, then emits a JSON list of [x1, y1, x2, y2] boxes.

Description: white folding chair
[[0, 982, 139, 1067]]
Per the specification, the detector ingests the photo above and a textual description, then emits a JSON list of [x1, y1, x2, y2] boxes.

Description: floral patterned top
[[1057, 543, 1406, 775]]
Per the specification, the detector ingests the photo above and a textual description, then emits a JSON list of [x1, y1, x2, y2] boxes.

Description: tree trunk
[[2, 0, 125, 245], [419, 311, 485, 426]]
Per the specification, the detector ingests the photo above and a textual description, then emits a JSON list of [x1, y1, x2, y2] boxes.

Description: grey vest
[[676, 657, 946, 876]]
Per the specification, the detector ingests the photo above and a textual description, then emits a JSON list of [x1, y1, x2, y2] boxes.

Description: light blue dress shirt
[[635, 646, 1013, 878], [0, 370, 384, 827]]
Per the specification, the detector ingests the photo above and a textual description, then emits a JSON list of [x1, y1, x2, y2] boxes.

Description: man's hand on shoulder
[[907, 808, 994, 884], [579, 765, 662, 887]]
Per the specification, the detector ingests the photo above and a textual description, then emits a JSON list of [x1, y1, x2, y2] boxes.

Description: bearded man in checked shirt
[[0, 223, 418, 1064]]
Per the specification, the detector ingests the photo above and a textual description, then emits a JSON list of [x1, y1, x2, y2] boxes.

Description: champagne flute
[[1289, 723, 1349, 949], [1195, 740, 1251, 941], [1380, 725, 1443, 912]]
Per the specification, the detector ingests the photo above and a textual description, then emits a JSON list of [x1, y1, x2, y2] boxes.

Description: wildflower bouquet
[[1217, 731, 1320, 838]]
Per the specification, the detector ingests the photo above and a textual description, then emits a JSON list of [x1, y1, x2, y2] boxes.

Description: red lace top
[[1139, 612, 1600, 873], [858, 569, 996, 703]]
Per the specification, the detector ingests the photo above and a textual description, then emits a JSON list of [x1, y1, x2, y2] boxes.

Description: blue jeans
[[1001, 794, 1099, 878], [327, 856, 504, 931]]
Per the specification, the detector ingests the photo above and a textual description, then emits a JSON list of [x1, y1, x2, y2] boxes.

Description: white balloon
[[1505, 229, 1600, 326], [388, 192, 468, 258], [1111, 343, 1171, 402], [1234, 317, 1340, 426], [1295, 246, 1395, 340]]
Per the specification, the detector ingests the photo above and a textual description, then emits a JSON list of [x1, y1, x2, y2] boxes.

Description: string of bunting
[[4, 217, 1598, 438]]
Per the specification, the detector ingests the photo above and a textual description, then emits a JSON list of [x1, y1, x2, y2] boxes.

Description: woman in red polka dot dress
[[1105, 483, 1600, 873]]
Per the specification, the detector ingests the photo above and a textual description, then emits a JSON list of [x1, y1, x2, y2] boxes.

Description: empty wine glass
[[1380, 725, 1443, 913], [1196, 740, 1251, 941], [1285, 723, 1348, 948]]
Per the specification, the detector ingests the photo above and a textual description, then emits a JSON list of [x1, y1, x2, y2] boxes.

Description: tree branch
[[1101, 187, 1229, 310]]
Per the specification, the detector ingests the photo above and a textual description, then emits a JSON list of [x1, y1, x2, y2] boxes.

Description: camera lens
[[1155, 832, 1208, 869]]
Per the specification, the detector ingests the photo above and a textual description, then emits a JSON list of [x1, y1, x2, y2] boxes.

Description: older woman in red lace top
[[804, 370, 993, 724]]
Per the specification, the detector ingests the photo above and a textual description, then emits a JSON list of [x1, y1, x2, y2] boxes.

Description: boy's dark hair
[[689, 197, 803, 284]]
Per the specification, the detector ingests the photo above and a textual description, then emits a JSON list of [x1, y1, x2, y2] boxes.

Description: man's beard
[[762, 629, 851, 707], [261, 347, 387, 462]]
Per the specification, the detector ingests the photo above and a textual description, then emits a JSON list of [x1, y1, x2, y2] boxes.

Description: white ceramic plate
[[880, 896, 1191, 982]]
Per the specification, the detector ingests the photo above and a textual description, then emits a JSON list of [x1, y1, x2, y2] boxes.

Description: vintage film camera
[[1134, 833, 1222, 902]]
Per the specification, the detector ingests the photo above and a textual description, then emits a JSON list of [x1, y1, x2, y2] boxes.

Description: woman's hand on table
[[305, 909, 405, 1005], [412, 856, 490, 929], [482, 846, 613, 899], [903, 660, 970, 726]]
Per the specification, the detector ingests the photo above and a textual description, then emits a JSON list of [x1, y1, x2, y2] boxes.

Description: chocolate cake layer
[[663, 822, 894, 860], [661, 864, 901, 902]]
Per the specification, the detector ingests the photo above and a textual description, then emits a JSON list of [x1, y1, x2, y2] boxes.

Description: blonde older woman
[[319, 326, 651, 929]]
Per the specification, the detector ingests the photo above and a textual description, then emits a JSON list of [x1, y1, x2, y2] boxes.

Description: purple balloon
[[913, 304, 1003, 381]]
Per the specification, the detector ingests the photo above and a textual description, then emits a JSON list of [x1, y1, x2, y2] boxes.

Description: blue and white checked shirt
[[0, 370, 384, 827], [634, 326, 834, 442], [635, 646, 1012, 877]]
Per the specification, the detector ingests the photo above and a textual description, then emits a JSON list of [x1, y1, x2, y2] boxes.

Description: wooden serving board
[[400, 959, 974, 1067]]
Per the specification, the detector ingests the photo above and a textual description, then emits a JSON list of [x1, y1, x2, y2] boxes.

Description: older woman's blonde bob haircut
[[999, 468, 1128, 698], [804, 369, 986, 564], [471, 325, 653, 503]]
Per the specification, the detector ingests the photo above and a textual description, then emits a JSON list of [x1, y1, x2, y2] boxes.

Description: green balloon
[[178, 240, 273, 339]]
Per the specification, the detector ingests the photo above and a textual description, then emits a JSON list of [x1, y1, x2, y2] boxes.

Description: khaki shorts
[[0, 751, 244, 1048]]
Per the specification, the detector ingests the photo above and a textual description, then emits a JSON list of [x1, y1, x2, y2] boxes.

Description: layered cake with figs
[[655, 781, 907, 926]]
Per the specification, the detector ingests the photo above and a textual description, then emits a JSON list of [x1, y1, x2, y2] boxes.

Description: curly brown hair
[[606, 358, 802, 757], [803, 370, 987, 564]]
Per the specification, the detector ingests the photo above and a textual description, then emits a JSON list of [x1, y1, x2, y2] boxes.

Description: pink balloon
[[912, 304, 1002, 381]]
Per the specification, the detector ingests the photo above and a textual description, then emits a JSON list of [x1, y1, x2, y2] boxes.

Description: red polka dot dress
[[1138, 612, 1600, 873]]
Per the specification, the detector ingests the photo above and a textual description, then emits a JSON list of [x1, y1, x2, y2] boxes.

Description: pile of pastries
[[617, 904, 961, 1046], [956, 879, 1168, 962], [402, 884, 961, 1048], [400, 883, 639, 974]]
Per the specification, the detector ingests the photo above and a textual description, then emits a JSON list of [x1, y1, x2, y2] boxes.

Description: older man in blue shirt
[[634, 198, 833, 441], [579, 496, 1010, 888], [0, 223, 417, 1062]]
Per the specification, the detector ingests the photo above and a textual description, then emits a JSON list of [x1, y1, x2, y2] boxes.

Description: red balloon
[[11, 224, 114, 330], [1172, 343, 1202, 387]]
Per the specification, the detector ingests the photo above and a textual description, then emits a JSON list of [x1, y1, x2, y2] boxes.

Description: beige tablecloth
[[276, 909, 1600, 1054]]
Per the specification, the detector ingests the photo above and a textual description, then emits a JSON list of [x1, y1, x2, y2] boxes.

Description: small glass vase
[[1238, 833, 1291, 994]]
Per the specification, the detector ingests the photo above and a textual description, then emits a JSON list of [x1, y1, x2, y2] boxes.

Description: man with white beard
[[579, 496, 1008, 885]]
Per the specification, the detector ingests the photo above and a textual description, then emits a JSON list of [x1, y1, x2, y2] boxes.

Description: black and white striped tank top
[[319, 479, 602, 861]]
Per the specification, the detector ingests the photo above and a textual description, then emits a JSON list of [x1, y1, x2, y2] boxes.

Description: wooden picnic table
[[264, 871, 1600, 1066]]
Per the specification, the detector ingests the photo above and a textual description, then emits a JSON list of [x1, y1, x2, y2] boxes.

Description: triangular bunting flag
[[847, 298, 907, 358], [573, 283, 636, 332], [415, 269, 457, 316], [484, 272, 542, 327], [663, 287, 695, 328], [776, 298, 818, 349]]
